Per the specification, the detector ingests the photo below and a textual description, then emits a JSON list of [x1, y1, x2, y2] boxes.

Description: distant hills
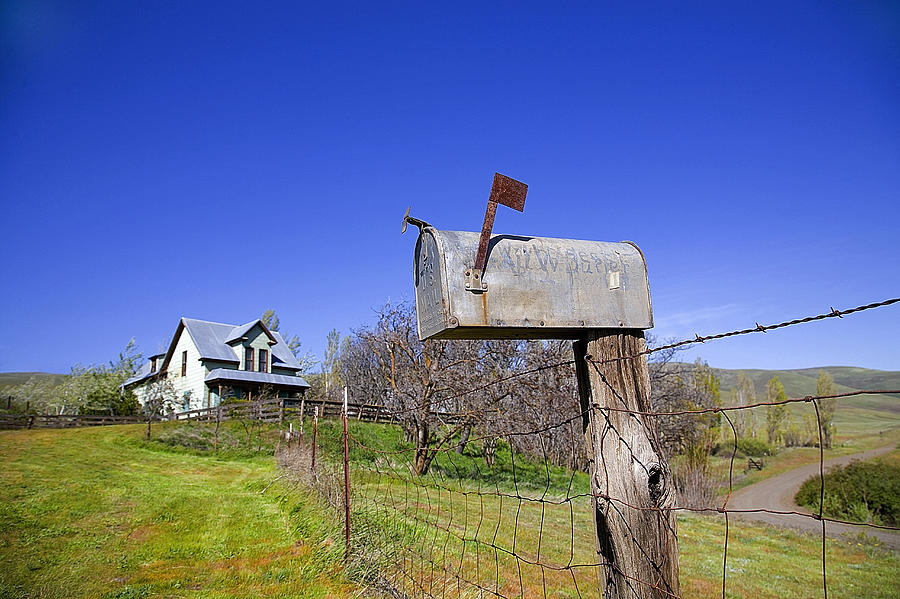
[[707, 366, 900, 400], [2, 366, 898, 406], [703, 366, 900, 420], [0, 372, 66, 392]]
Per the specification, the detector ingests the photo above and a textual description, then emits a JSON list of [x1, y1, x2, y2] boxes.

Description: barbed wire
[[588, 296, 900, 366], [283, 295, 900, 599]]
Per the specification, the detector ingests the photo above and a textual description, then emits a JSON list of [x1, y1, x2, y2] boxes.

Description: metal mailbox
[[414, 227, 653, 340]]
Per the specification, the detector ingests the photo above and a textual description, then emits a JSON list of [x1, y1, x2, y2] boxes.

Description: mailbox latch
[[464, 268, 487, 293]]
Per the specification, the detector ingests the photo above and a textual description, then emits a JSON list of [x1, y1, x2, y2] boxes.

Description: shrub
[[795, 459, 900, 526], [712, 437, 775, 458], [737, 437, 775, 457]]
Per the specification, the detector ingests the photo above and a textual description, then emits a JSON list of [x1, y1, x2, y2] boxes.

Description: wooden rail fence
[[0, 397, 398, 430], [0, 413, 149, 429]]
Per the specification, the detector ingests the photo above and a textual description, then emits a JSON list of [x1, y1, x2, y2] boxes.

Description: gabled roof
[[270, 331, 302, 371], [182, 318, 241, 362], [225, 319, 277, 345], [157, 317, 304, 374]]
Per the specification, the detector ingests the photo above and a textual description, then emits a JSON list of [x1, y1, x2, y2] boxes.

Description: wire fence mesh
[[284, 297, 900, 599]]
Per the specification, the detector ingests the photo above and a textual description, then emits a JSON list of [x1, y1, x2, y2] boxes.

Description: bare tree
[[341, 304, 586, 473], [338, 308, 728, 482], [344, 303, 486, 475], [262, 309, 317, 372]]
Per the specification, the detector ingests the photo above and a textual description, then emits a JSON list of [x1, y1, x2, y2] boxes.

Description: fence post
[[299, 397, 306, 436], [573, 331, 679, 599], [342, 386, 351, 563], [279, 397, 284, 426], [214, 404, 221, 452], [311, 406, 319, 474]]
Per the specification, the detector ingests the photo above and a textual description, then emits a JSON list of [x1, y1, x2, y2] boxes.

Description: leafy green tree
[[321, 328, 341, 399], [261, 309, 280, 332], [686, 360, 722, 465], [731, 372, 756, 439], [47, 339, 142, 416], [765, 376, 788, 446], [261, 309, 317, 372], [816, 370, 837, 449], [143, 377, 177, 439], [654, 359, 724, 509]]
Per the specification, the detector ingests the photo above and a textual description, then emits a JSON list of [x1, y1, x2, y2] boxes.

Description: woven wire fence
[[287, 297, 900, 599]]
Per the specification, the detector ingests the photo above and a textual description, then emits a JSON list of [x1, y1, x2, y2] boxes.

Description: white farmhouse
[[124, 317, 310, 412]]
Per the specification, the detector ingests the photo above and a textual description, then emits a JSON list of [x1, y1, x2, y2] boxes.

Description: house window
[[151, 357, 157, 372], [258, 349, 268, 373], [181, 351, 187, 377], [245, 347, 254, 371]]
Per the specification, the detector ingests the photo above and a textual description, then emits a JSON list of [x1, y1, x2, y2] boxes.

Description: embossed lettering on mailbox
[[414, 228, 653, 341]]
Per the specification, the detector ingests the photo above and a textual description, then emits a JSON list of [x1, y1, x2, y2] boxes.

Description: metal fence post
[[342, 386, 351, 563], [311, 407, 318, 474], [299, 397, 306, 436]]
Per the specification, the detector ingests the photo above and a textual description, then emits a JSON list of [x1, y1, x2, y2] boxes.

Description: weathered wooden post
[[573, 334, 678, 598], [405, 173, 679, 599], [214, 403, 221, 452]]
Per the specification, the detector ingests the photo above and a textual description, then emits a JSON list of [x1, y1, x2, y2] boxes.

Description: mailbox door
[[414, 229, 452, 340]]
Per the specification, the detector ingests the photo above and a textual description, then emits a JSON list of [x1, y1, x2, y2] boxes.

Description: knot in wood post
[[574, 331, 680, 599]]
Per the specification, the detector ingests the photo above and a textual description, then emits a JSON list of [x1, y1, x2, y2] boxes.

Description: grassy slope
[[3, 421, 899, 598], [0, 423, 352, 599]]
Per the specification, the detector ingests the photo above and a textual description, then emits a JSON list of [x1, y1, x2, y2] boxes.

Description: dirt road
[[726, 446, 900, 550]]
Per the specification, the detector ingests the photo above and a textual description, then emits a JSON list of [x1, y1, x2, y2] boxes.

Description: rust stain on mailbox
[[414, 227, 653, 340]]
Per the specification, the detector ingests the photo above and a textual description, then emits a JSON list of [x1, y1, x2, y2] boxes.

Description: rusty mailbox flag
[[404, 173, 653, 341]]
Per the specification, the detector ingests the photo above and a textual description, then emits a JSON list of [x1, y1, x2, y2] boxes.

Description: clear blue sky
[[1, 2, 898, 374]]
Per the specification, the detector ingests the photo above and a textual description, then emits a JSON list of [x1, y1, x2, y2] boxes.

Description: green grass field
[[2, 421, 899, 598], [0, 423, 351, 599]]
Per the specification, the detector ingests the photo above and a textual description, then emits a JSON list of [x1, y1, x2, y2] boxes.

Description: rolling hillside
[[0, 372, 66, 392], [703, 365, 900, 443], [709, 365, 900, 403]]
